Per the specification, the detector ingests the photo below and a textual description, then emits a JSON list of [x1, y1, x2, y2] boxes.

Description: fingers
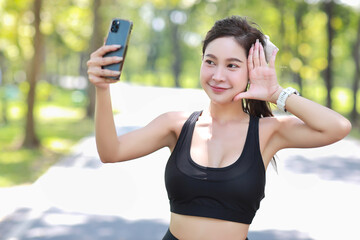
[[253, 39, 260, 68], [88, 74, 119, 89], [249, 39, 276, 70], [87, 55, 123, 67], [248, 44, 254, 70], [259, 42, 267, 66], [88, 67, 121, 78], [269, 48, 279, 69], [233, 91, 252, 102], [90, 44, 121, 58], [87, 56, 122, 80], [87, 45, 124, 87]]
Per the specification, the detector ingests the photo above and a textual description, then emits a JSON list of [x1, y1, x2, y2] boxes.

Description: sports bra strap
[[173, 111, 202, 151]]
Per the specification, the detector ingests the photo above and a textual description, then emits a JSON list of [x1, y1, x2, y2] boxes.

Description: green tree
[[22, 0, 44, 148], [351, 14, 360, 124], [0, 52, 8, 125], [323, 0, 336, 109], [86, 0, 103, 118]]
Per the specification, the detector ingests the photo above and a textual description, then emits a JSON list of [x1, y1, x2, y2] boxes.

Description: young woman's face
[[200, 36, 248, 104]]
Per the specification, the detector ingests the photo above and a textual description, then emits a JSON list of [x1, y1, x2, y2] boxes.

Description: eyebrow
[[205, 54, 243, 63]]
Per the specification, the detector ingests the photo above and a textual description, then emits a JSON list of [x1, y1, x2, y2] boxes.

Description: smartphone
[[102, 18, 133, 80]]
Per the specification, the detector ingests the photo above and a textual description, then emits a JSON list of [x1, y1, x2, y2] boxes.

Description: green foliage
[[0, 85, 93, 187], [1, 0, 358, 100], [0, 146, 43, 186], [0, 117, 93, 186], [0, 0, 358, 89]]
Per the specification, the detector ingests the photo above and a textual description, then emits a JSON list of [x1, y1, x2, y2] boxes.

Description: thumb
[[269, 48, 278, 69], [233, 92, 252, 101]]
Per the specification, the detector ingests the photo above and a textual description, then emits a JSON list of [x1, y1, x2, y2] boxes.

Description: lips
[[209, 84, 229, 93]]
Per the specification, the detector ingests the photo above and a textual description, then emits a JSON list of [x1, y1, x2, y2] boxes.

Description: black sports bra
[[164, 111, 265, 224]]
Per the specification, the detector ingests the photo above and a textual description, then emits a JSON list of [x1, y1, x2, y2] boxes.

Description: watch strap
[[276, 87, 299, 112]]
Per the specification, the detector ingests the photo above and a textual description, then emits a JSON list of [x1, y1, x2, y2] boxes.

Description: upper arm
[[107, 111, 187, 163], [260, 115, 351, 166], [270, 116, 350, 150]]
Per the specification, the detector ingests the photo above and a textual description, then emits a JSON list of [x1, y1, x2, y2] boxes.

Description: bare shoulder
[[159, 111, 193, 134], [155, 111, 193, 151], [112, 111, 193, 162]]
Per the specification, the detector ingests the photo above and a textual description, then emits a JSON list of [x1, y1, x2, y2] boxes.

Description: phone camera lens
[[111, 20, 120, 32]]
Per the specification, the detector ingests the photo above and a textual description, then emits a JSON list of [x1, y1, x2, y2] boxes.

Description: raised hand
[[233, 39, 281, 103], [87, 45, 123, 89]]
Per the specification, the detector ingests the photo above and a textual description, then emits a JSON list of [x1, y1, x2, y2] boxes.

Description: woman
[[87, 16, 351, 240]]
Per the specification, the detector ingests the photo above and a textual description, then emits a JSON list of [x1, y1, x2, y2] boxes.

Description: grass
[[0, 85, 94, 187]]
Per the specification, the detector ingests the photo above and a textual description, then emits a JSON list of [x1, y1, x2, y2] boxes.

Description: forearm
[[94, 87, 119, 162], [272, 90, 352, 139]]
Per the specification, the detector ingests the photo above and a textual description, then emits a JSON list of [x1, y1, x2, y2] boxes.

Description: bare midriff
[[169, 212, 249, 240]]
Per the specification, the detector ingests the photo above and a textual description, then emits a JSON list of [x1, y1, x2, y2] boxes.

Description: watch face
[[286, 87, 299, 95]]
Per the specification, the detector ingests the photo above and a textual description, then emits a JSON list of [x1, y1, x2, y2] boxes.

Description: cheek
[[242, 65, 249, 78], [242, 68, 250, 83], [231, 70, 249, 91], [200, 64, 212, 80]]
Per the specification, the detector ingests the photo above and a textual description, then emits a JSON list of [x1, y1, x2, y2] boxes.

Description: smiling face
[[200, 36, 249, 105]]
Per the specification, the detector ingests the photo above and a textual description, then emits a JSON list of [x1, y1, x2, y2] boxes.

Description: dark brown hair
[[202, 16, 273, 118]]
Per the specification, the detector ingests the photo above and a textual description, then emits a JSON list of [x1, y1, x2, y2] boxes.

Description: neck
[[204, 101, 248, 124]]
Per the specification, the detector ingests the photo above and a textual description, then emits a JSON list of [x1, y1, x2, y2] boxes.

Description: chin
[[210, 96, 236, 105]]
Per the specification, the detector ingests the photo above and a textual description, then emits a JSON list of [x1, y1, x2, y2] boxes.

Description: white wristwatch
[[276, 87, 299, 112]]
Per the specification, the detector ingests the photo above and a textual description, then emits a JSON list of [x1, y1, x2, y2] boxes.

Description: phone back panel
[[103, 19, 133, 79]]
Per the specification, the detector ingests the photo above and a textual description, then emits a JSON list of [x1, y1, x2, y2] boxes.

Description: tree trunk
[[351, 16, 360, 124], [22, 0, 43, 148], [169, 20, 181, 88], [324, 0, 334, 108], [293, 1, 308, 95], [0, 53, 8, 125], [86, 0, 103, 118]]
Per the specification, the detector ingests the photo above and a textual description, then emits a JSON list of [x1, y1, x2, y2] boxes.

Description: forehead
[[204, 36, 247, 59]]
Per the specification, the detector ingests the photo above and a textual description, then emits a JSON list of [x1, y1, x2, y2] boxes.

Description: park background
[[0, 0, 360, 240], [0, 0, 360, 236]]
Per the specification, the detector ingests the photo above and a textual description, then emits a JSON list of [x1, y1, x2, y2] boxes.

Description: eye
[[205, 59, 215, 65], [228, 63, 239, 68]]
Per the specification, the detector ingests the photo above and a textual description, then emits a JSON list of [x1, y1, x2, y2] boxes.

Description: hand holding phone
[[102, 18, 133, 80]]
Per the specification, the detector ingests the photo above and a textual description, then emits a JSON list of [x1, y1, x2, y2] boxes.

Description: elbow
[[341, 118, 352, 137], [96, 144, 121, 163], [334, 118, 352, 141], [98, 151, 125, 163], [99, 156, 112, 163], [98, 151, 119, 163]]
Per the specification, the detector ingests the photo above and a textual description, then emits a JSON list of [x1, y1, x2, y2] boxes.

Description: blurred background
[[1, 1, 360, 239], [0, 0, 360, 191]]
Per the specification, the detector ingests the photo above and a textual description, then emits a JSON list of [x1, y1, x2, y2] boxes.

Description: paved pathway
[[1, 83, 360, 240]]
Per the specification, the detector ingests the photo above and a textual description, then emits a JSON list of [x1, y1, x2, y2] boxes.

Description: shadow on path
[[0, 207, 168, 240], [54, 126, 141, 170], [285, 155, 360, 184], [248, 229, 314, 240], [0, 207, 314, 240]]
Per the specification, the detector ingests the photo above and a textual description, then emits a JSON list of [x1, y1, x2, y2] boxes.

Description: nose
[[212, 66, 226, 82]]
